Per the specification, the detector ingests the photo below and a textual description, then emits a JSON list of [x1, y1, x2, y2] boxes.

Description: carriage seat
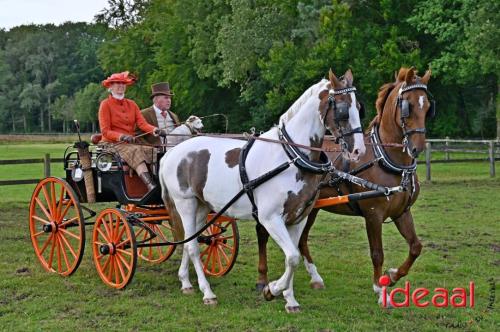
[[91, 133, 102, 145]]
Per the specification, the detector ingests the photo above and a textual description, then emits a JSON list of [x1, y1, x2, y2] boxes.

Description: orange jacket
[[98, 95, 156, 142]]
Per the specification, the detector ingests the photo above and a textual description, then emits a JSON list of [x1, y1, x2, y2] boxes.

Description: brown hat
[[150, 82, 174, 99]]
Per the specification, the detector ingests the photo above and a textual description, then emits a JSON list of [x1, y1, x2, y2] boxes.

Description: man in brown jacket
[[137, 82, 180, 145]]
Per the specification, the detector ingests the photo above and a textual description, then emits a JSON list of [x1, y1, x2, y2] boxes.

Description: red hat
[[102, 71, 136, 88]]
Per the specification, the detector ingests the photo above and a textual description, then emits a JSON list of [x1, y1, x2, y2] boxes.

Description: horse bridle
[[395, 82, 436, 152], [324, 86, 364, 149]]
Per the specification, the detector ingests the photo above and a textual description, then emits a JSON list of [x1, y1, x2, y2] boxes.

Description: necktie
[[161, 110, 167, 118]]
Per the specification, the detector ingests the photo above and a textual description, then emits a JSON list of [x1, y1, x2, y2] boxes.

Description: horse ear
[[404, 67, 415, 84], [329, 68, 341, 88], [397, 68, 407, 82], [421, 68, 432, 84], [344, 68, 353, 86]]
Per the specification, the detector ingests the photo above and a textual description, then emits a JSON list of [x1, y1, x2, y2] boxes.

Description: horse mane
[[366, 67, 413, 132], [279, 79, 329, 125]]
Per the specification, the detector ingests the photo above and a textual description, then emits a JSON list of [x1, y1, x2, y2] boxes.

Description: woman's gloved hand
[[154, 128, 168, 137], [120, 135, 135, 143]]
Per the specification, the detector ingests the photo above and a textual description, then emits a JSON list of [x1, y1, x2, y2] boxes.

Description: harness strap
[[370, 125, 417, 174], [239, 136, 260, 222]]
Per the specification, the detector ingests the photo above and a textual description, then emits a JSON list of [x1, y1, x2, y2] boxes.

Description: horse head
[[185, 115, 204, 133], [320, 69, 366, 161], [379, 67, 433, 158]]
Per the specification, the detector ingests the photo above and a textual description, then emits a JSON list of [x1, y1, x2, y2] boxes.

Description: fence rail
[[422, 138, 498, 180], [0, 139, 498, 185], [0, 154, 64, 186]]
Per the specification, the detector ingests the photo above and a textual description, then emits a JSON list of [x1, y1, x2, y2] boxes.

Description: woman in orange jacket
[[98, 71, 167, 191]]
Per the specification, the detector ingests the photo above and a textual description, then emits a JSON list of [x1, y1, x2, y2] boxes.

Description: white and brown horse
[[255, 67, 433, 307], [159, 69, 366, 312]]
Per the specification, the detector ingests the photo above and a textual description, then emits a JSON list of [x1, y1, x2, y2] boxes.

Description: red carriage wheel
[[200, 215, 239, 277], [29, 177, 85, 276], [136, 219, 176, 263], [92, 208, 137, 289]]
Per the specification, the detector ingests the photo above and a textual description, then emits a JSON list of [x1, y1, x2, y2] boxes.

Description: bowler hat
[[151, 82, 174, 99]]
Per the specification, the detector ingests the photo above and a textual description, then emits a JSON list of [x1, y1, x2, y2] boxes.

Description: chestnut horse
[[159, 69, 366, 313], [256, 67, 434, 306]]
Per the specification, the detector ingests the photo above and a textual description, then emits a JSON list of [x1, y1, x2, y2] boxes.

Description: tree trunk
[[48, 94, 52, 132], [23, 114, 27, 133], [11, 111, 16, 132], [92, 121, 96, 133], [40, 107, 44, 132], [63, 120, 66, 133], [497, 82, 499, 139]]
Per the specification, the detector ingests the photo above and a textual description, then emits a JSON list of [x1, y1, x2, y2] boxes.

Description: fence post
[[489, 141, 495, 177], [44, 153, 51, 178], [445, 136, 450, 161], [425, 142, 431, 181]]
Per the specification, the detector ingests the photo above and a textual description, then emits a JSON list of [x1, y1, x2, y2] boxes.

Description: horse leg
[[282, 220, 307, 313], [255, 223, 270, 292], [389, 210, 422, 283], [175, 198, 217, 305], [261, 217, 302, 312], [300, 208, 325, 289], [178, 244, 194, 294], [365, 216, 391, 306]]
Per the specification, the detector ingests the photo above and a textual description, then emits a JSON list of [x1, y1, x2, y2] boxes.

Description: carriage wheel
[[136, 219, 176, 263], [29, 177, 85, 276], [92, 208, 137, 289], [200, 216, 239, 277]]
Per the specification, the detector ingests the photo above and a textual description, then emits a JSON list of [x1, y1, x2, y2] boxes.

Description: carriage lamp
[[96, 153, 114, 172]]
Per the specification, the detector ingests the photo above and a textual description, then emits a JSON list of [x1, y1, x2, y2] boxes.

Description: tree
[[19, 83, 43, 132], [73, 83, 108, 132]]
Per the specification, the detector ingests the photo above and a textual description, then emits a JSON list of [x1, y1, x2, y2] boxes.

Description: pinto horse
[[256, 67, 433, 306], [159, 69, 366, 312]]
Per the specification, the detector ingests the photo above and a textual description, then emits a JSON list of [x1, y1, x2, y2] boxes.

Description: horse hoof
[[203, 298, 218, 306], [255, 283, 267, 292], [285, 306, 301, 313], [384, 269, 398, 287], [310, 281, 325, 289], [262, 285, 275, 301], [181, 287, 195, 295]]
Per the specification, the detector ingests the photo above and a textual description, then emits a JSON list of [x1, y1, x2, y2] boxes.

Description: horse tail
[[159, 159, 185, 242]]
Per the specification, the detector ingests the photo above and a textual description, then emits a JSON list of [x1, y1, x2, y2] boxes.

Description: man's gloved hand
[[120, 135, 135, 143], [154, 128, 168, 137]]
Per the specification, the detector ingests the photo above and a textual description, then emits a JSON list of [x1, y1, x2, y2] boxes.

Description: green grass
[[0, 143, 499, 331]]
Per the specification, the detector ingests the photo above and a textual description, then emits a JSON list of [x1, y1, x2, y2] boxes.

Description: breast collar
[[370, 124, 417, 174], [279, 125, 332, 174]]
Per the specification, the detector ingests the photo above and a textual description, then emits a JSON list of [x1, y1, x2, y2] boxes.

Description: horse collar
[[279, 125, 332, 174], [370, 125, 417, 174]]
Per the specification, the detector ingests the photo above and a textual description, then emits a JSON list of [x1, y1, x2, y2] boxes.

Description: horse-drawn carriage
[[28, 133, 239, 289], [28, 67, 434, 312]]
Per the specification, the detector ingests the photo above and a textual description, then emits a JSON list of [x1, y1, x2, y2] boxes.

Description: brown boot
[[138, 172, 156, 191]]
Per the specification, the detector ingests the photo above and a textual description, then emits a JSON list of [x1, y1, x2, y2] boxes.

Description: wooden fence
[[0, 154, 64, 186], [421, 138, 499, 181], [0, 138, 499, 185]]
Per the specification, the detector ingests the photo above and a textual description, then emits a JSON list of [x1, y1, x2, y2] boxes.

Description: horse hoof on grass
[[262, 285, 275, 301], [285, 306, 301, 313], [255, 283, 267, 292], [181, 287, 195, 295], [310, 281, 325, 289], [203, 298, 218, 306]]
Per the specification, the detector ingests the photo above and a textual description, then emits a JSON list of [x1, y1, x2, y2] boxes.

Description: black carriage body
[[64, 144, 163, 205]]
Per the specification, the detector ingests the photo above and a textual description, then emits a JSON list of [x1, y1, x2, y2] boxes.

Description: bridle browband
[[325, 86, 363, 148], [395, 82, 434, 152]]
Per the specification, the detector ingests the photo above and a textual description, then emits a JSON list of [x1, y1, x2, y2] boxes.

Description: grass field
[[0, 143, 499, 331]]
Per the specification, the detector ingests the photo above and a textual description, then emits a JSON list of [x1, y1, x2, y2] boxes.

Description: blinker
[[400, 99, 410, 118], [334, 102, 350, 121]]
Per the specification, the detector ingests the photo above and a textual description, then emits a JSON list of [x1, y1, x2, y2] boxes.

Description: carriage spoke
[[50, 181, 57, 219], [47, 233, 57, 270], [116, 252, 131, 271], [41, 185, 54, 217], [56, 234, 62, 273], [100, 214, 112, 238], [101, 255, 111, 272], [115, 223, 126, 242], [58, 232, 78, 260], [59, 228, 81, 241], [106, 256, 114, 280], [96, 226, 111, 243], [33, 215, 50, 225], [39, 233, 53, 255], [200, 244, 211, 258], [216, 247, 223, 272], [114, 258, 120, 285], [217, 245, 230, 265], [116, 248, 132, 257], [58, 235, 71, 271], [59, 216, 79, 228], [114, 214, 121, 240], [115, 255, 126, 282], [56, 186, 66, 221], [58, 199, 74, 222], [35, 197, 53, 221], [116, 238, 130, 249], [33, 230, 45, 238], [211, 246, 217, 274], [219, 242, 234, 251]]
